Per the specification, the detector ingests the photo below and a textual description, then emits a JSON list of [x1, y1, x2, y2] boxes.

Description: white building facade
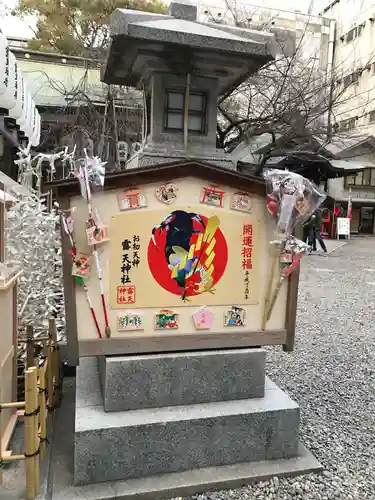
[[322, 0, 375, 233]]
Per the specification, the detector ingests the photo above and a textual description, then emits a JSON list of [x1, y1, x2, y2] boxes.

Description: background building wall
[[323, 0, 375, 136]]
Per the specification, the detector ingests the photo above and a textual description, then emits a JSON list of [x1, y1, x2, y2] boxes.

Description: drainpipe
[[184, 73, 191, 151], [326, 18, 336, 140]]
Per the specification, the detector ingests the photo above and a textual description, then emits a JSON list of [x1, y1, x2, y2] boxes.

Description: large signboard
[[66, 174, 291, 357], [109, 207, 260, 309]]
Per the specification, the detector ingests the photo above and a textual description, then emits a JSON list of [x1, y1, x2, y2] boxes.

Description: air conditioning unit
[[117, 141, 129, 162]]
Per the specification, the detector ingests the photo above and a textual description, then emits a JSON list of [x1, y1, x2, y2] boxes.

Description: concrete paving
[[2, 237, 372, 500]]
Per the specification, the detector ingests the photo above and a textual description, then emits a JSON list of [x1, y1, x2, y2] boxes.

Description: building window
[[369, 110, 375, 123], [338, 116, 357, 131], [346, 168, 375, 187], [345, 22, 365, 43], [342, 71, 360, 89], [164, 90, 207, 134]]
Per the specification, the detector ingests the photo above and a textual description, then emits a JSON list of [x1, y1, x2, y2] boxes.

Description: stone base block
[[99, 348, 266, 411], [57, 444, 322, 500], [74, 359, 300, 486]]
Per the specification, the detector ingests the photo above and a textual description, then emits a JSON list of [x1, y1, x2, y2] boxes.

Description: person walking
[[303, 215, 315, 253], [310, 209, 327, 253]]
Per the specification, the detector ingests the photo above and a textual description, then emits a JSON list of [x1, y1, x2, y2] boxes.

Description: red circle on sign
[[147, 211, 228, 297]]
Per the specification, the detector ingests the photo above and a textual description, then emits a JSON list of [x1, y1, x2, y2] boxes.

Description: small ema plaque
[[117, 312, 143, 331], [71, 252, 90, 278], [231, 192, 252, 213], [192, 306, 214, 330], [118, 188, 147, 211], [155, 309, 179, 330], [155, 183, 178, 204], [86, 225, 109, 246], [224, 306, 246, 327], [200, 185, 225, 208]]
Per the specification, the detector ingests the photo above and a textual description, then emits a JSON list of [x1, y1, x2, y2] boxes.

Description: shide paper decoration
[[76, 149, 111, 338], [6, 189, 65, 341], [61, 208, 103, 339], [10, 144, 111, 348], [262, 169, 326, 328]]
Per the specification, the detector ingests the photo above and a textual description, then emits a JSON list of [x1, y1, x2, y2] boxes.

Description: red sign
[[117, 285, 136, 304], [242, 224, 253, 270]]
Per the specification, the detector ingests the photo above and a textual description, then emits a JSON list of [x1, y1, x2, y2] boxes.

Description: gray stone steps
[[55, 444, 322, 500], [45, 378, 323, 500], [99, 348, 266, 411], [74, 358, 300, 486]]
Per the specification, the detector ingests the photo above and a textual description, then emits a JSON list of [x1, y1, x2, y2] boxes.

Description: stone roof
[[103, 0, 276, 95]]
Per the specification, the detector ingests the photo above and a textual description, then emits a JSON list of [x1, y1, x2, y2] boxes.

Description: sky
[[0, 0, 329, 39]]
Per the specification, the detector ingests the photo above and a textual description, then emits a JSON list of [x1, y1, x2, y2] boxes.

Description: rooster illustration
[[151, 210, 220, 299]]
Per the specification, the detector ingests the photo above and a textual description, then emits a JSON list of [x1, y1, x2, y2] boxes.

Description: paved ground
[[2, 237, 374, 500], [313, 238, 347, 255], [183, 237, 375, 499]]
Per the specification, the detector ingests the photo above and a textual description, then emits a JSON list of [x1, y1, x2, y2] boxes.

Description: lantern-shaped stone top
[[104, 1, 277, 95], [168, 0, 197, 21]]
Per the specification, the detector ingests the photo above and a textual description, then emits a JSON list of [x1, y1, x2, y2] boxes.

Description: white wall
[[325, 0, 375, 135]]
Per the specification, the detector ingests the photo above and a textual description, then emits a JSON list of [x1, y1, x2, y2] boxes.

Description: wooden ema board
[[48, 162, 301, 360], [109, 207, 260, 309], [66, 176, 291, 357]]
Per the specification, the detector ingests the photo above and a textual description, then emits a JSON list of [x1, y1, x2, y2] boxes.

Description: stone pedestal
[[73, 349, 320, 493], [98, 349, 266, 411]]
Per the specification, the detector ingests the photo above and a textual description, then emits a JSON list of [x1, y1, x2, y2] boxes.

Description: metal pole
[[183, 73, 191, 151]]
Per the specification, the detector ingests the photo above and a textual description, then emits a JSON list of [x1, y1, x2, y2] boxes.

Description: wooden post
[[37, 365, 47, 458], [26, 325, 35, 369], [24, 368, 36, 500], [47, 346, 54, 412], [32, 367, 40, 496], [47, 318, 58, 410]]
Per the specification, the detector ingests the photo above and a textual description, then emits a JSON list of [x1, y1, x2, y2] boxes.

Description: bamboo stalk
[[32, 367, 40, 496], [0, 402, 25, 409], [261, 246, 279, 330], [26, 325, 35, 369], [49, 318, 57, 344], [38, 365, 47, 458], [2, 454, 26, 462], [47, 344, 55, 411], [25, 368, 36, 500], [266, 279, 285, 323]]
